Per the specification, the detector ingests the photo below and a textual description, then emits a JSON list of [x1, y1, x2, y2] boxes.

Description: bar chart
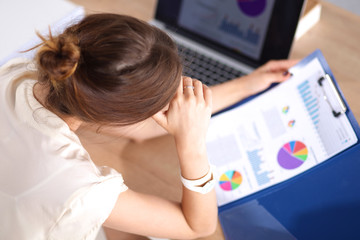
[[219, 16, 260, 45], [246, 149, 272, 185], [298, 80, 320, 128]]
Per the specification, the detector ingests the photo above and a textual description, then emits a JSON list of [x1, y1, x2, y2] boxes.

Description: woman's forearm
[[209, 59, 296, 114], [176, 140, 218, 237], [210, 77, 250, 114]]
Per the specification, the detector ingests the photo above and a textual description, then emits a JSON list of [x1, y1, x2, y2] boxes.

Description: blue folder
[[217, 49, 360, 240]]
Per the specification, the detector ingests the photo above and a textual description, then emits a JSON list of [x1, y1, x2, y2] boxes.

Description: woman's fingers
[[260, 59, 300, 72], [183, 77, 194, 96], [203, 84, 212, 109], [262, 71, 292, 84], [193, 79, 204, 99], [153, 76, 212, 135], [183, 77, 208, 102]]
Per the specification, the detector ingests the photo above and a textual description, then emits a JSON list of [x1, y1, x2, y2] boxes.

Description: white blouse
[[0, 59, 128, 240]]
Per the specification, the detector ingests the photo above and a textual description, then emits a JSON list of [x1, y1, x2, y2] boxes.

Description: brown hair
[[35, 13, 182, 125]]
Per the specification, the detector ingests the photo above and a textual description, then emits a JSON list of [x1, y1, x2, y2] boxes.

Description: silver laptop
[[151, 0, 305, 86]]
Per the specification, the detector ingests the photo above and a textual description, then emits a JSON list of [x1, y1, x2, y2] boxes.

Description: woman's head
[[35, 13, 182, 126]]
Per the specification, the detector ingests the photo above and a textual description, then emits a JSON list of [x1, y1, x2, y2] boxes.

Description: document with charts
[[206, 50, 358, 206]]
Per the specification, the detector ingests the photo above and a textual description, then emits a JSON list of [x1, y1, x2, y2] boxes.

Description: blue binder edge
[[217, 49, 360, 240]]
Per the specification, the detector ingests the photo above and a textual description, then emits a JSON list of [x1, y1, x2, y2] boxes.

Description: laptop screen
[[155, 0, 305, 68], [178, 0, 276, 60]]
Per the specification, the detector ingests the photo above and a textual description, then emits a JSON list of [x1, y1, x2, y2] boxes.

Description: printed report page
[[207, 57, 358, 206]]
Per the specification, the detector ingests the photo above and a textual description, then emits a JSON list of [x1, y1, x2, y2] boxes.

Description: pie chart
[[277, 141, 308, 169], [237, 0, 267, 17], [219, 170, 242, 191]]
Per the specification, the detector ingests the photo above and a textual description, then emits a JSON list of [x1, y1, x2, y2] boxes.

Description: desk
[[71, 1, 360, 239]]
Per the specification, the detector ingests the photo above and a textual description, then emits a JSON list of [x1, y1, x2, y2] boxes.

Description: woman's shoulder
[[0, 57, 33, 72], [0, 58, 36, 84]]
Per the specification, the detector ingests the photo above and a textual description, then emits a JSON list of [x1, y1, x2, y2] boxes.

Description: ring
[[184, 85, 195, 89]]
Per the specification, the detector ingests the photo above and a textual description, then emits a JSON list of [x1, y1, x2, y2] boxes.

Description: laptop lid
[[154, 0, 305, 69]]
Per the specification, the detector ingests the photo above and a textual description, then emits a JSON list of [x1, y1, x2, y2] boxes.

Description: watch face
[[181, 165, 216, 194], [201, 179, 216, 194]]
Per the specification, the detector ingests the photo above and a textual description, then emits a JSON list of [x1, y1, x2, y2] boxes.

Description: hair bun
[[36, 33, 80, 83]]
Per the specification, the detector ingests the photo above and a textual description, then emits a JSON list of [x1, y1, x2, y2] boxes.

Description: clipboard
[[207, 50, 360, 239]]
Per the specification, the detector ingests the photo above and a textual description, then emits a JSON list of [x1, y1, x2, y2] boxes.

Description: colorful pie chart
[[219, 170, 242, 191], [277, 141, 308, 169], [282, 106, 290, 114], [288, 120, 295, 127], [237, 0, 267, 17]]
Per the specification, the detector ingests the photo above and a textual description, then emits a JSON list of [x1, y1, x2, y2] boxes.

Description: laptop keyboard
[[177, 43, 246, 86]]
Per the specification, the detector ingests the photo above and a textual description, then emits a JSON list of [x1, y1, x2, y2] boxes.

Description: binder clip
[[318, 74, 347, 117]]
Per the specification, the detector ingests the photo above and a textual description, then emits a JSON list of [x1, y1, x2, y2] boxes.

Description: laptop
[[151, 0, 306, 86]]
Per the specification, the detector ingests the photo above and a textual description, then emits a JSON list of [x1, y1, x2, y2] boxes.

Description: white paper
[[207, 58, 358, 206]]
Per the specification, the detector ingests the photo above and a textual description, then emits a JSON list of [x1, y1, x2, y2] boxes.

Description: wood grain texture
[[291, 1, 360, 120]]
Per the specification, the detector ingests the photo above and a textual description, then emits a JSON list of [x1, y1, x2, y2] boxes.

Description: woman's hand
[[210, 59, 299, 113], [239, 59, 299, 96], [152, 76, 212, 147], [153, 76, 212, 179]]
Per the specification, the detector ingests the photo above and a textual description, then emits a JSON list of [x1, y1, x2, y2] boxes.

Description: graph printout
[[207, 56, 358, 206]]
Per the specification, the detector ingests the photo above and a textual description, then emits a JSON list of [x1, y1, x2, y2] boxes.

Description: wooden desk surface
[[290, 1, 360, 121], [71, 1, 360, 239]]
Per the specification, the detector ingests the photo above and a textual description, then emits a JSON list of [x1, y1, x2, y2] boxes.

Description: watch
[[180, 164, 216, 194]]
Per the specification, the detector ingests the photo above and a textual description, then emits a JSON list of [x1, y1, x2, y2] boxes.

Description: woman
[[0, 13, 297, 240]]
